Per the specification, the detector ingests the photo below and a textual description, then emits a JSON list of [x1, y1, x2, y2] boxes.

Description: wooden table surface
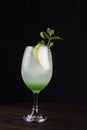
[[0, 102, 87, 130]]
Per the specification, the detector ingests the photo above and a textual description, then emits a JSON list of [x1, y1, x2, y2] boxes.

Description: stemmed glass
[[21, 46, 53, 122]]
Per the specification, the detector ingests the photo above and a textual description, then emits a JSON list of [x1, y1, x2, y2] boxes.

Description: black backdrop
[[1, 0, 87, 104]]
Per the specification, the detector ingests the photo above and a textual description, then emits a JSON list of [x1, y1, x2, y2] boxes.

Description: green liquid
[[26, 82, 47, 93]]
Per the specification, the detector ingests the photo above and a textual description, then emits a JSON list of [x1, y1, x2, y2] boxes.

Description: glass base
[[23, 113, 47, 123]]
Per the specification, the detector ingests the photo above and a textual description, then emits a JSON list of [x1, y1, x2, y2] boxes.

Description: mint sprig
[[38, 27, 63, 48]]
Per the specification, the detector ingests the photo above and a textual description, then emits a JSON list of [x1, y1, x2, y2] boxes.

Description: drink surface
[[21, 46, 53, 93]]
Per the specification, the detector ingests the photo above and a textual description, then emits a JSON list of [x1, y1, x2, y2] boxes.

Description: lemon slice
[[33, 44, 50, 71], [33, 44, 41, 63]]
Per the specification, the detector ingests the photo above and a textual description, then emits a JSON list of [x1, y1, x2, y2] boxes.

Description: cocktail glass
[[21, 46, 53, 122]]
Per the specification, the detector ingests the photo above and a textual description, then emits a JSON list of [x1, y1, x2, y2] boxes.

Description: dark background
[[1, 0, 87, 104]]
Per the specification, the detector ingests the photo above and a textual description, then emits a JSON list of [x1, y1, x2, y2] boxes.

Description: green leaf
[[38, 40, 45, 45], [40, 32, 49, 39], [48, 42, 54, 48], [50, 36, 63, 40], [39, 27, 63, 48], [40, 40, 45, 45], [47, 28, 54, 36]]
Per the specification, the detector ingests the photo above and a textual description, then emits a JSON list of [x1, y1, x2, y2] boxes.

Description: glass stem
[[32, 93, 39, 114]]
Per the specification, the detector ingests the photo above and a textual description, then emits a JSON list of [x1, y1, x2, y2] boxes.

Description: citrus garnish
[[33, 44, 50, 70], [33, 44, 41, 65]]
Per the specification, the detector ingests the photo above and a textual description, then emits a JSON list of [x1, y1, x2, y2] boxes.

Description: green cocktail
[[21, 27, 63, 123], [21, 45, 52, 122]]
